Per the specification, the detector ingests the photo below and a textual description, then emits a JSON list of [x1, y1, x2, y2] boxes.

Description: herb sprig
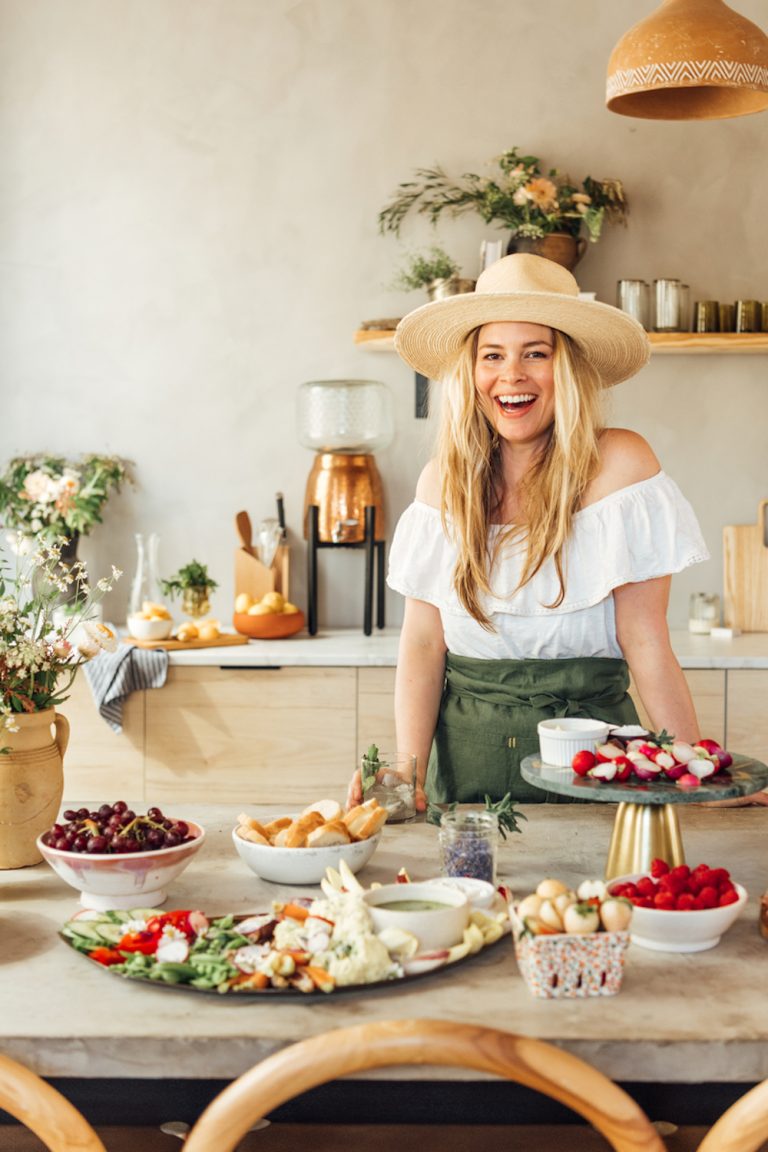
[[427, 791, 527, 839]]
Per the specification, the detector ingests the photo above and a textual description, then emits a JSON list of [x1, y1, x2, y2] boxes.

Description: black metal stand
[[306, 504, 386, 637]]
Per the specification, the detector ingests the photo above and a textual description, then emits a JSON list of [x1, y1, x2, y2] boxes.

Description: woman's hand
[[344, 768, 429, 812]]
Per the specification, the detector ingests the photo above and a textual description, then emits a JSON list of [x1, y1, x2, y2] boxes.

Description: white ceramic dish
[[126, 615, 173, 641], [537, 717, 611, 768], [232, 823, 381, 886], [363, 881, 470, 952], [608, 874, 748, 952], [430, 875, 497, 909], [37, 822, 205, 911]]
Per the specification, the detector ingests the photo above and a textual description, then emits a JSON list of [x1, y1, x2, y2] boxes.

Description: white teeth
[[498, 394, 535, 405]]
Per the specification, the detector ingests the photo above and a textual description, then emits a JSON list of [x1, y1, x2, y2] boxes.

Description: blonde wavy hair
[[436, 326, 604, 628]]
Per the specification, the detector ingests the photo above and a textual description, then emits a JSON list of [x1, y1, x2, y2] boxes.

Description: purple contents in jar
[[438, 810, 499, 885]]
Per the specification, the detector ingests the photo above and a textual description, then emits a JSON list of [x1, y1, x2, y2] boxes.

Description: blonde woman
[[351, 255, 709, 810]]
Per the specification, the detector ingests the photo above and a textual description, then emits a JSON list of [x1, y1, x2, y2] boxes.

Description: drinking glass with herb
[[360, 744, 417, 823]]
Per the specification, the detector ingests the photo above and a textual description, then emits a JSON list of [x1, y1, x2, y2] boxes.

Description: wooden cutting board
[[723, 500, 768, 631], [124, 633, 249, 651]]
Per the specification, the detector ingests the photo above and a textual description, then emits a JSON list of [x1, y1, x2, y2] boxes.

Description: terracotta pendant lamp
[[606, 0, 768, 120]]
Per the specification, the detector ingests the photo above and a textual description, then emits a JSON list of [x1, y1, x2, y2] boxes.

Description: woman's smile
[[475, 321, 556, 446]]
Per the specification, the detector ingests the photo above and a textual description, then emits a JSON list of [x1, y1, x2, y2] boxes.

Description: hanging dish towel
[[84, 645, 169, 733]]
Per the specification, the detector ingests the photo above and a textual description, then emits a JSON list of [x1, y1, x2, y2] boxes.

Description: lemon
[[282, 602, 300, 615], [176, 624, 198, 641], [198, 624, 220, 641], [260, 591, 284, 612], [235, 592, 253, 613], [247, 603, 272, 616]]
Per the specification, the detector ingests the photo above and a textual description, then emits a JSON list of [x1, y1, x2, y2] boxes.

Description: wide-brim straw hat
[[394, 253, 651, 387]]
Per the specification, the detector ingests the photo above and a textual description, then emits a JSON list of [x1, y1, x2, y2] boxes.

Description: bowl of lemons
[[233, 591, 305, 639]]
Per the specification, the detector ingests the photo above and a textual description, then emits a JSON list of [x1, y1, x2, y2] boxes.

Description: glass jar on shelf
[[438, 810, 499, 884], [128, 533, 162, 616]]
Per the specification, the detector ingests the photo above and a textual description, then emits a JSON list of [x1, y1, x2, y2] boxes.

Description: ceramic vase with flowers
[[378, 146, 629, 272], [0, 536, 121, 868]]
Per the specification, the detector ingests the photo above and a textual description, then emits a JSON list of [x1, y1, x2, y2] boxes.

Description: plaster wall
[[0, 0, 766, 629]]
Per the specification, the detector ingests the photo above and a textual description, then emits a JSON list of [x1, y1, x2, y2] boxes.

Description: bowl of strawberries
[[608, 859, 747, 953]]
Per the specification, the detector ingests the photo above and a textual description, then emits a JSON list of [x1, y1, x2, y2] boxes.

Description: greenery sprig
[[427, 791, 527, 839], [160, 560, 218, 598]]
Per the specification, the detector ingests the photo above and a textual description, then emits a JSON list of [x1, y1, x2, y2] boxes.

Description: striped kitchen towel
[[84, 644, 169, 733]]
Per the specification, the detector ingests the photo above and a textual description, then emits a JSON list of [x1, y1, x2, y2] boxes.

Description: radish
[[712, 748, 733, 770], [595, 741, 625, 762], [662, 760, 688, 780], [589, 761, 617, 781], [696, 738, 722, 754], [671, 741, 697, 764], [403, 951, 450, 976], [156, 937, 190, 964], [631, 756, 663, 780], [694, 745, 719, 763], [613, 755, 633, 782], [626, 739, 649, 754], [648, 748, 676, 770], [677, 772, 701, 789], [688, 758, 717, 780]]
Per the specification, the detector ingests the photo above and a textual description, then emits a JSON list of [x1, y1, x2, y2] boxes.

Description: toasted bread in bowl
[[232, 821, 381, 885]]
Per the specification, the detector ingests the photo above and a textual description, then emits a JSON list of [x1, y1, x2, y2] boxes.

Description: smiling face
[[474, 321, 556, 454]]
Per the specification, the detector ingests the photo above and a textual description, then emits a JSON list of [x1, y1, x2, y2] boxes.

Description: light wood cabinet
[[144, 666, 357, 803], [59, 675, 144, 800], [357, 666, 397, 754], [724, 670, 768, 762]]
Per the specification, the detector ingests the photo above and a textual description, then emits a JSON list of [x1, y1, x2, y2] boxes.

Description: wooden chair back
[[0, 1052, 106, 1151], [698, 1079, 768, 1152], [182, 1018, 665, 1152]]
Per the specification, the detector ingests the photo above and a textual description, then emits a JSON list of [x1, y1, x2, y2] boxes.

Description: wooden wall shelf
[[354, 330, 768, 355]]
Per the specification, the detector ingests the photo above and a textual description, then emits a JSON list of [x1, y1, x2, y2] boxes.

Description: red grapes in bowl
[[41, 801, 196, 855]]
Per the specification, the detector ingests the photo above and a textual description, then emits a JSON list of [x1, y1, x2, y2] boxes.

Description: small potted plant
[[390, 246, 474, 301], [161, 560, 218, 619], [378, 146, 629, 271]]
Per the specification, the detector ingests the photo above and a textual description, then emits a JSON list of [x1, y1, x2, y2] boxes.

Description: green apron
[[426, 654, 640, 805]]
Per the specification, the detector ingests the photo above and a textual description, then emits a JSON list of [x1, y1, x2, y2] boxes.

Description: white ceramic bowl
[[37, 822, 205, 911], [363, 881, 470, 952], [537, 717, 611, 768], [608, 874, 748, 953], [232, 823, 381, 886], [126, 615, 173, 641], [429, 875, 497, 909]]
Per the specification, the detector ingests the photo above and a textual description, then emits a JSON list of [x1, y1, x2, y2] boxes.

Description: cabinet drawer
[[60, 676, 145, 801], [145, 666, 357, 803]]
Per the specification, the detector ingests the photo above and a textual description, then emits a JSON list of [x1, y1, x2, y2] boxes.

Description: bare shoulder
[[583, 428, 661, 506], [414, 459, 441, 508]]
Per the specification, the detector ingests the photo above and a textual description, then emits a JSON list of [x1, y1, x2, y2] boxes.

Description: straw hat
[[394, 254, 651, 387]]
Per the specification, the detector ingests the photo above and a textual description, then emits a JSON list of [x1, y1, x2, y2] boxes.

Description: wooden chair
[[182, 1018, 666, 1152], [697, 1079, 768, 1152], [0, 1052, 106, 1152]]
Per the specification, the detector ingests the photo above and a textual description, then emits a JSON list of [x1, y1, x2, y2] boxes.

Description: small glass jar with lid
[[439, 810, 499, 885]]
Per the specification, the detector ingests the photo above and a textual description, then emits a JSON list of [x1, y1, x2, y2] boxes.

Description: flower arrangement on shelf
[[378, 146, 629, 243], [0, 454, 130, 540], [0, 535, 121, 749]]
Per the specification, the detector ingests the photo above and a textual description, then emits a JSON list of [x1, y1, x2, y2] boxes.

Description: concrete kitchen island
[[2, 803, 767, 1130]]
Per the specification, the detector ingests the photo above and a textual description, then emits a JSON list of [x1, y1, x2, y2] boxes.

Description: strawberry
[[675, 892, 696, 911], [718, 889, 740, 907], [634, 897, 654, 908], [669, 864, 691, 882], [650, 858, 670, 878], [636, 876, 656, 898], [659, 872, 688, 896], [654, 890, 676, 910], [697, 885, 719, 909]]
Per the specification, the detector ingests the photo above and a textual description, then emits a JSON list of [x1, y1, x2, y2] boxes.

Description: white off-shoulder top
[[387, 471, 709, 660]]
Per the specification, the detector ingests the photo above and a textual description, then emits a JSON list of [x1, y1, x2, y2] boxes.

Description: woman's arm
[[394, 597, 448, 810], [346, 596, 447, 811], [614, 575, 700, 742]]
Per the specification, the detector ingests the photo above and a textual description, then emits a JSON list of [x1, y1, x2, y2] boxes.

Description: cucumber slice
[[94, 922, 124, 944]]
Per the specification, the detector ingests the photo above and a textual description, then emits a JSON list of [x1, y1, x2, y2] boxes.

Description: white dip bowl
[[537, 717, 611, 767], [363, 880, 470, 953], [126, 615, 173, 641]]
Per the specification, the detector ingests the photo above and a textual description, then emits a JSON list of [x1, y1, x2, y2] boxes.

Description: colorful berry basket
[[510, 914, 630, 999]]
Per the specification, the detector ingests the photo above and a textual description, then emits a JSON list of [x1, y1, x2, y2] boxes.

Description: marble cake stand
[[520, 753, 768, 879]]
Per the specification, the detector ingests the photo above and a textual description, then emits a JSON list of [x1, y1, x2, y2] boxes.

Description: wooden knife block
[[723, 500, 768, 632], [234, 545, 290, 604]]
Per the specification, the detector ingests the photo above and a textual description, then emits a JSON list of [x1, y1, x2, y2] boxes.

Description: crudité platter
[[60, 863, 511, 999]]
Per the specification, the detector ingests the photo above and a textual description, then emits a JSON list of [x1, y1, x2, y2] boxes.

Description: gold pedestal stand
[[605, 802, 685, 880]]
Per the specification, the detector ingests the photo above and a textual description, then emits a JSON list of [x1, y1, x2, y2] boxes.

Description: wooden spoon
[[235, 510, 255, 554]]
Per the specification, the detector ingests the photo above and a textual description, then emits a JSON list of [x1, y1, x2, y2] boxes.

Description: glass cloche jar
[[296, 379, 394, 454]]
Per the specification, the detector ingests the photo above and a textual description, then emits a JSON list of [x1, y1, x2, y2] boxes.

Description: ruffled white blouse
[[387, 471, 709, 660]]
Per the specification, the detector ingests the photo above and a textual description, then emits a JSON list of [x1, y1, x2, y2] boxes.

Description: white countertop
[[165, 627, 768, 669]]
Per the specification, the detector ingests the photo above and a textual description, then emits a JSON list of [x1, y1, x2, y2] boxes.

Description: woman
[[351, 254, 709, 811]]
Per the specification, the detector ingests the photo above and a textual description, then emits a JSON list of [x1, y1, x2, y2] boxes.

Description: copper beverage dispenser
[[297, 379, 394, 634]]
